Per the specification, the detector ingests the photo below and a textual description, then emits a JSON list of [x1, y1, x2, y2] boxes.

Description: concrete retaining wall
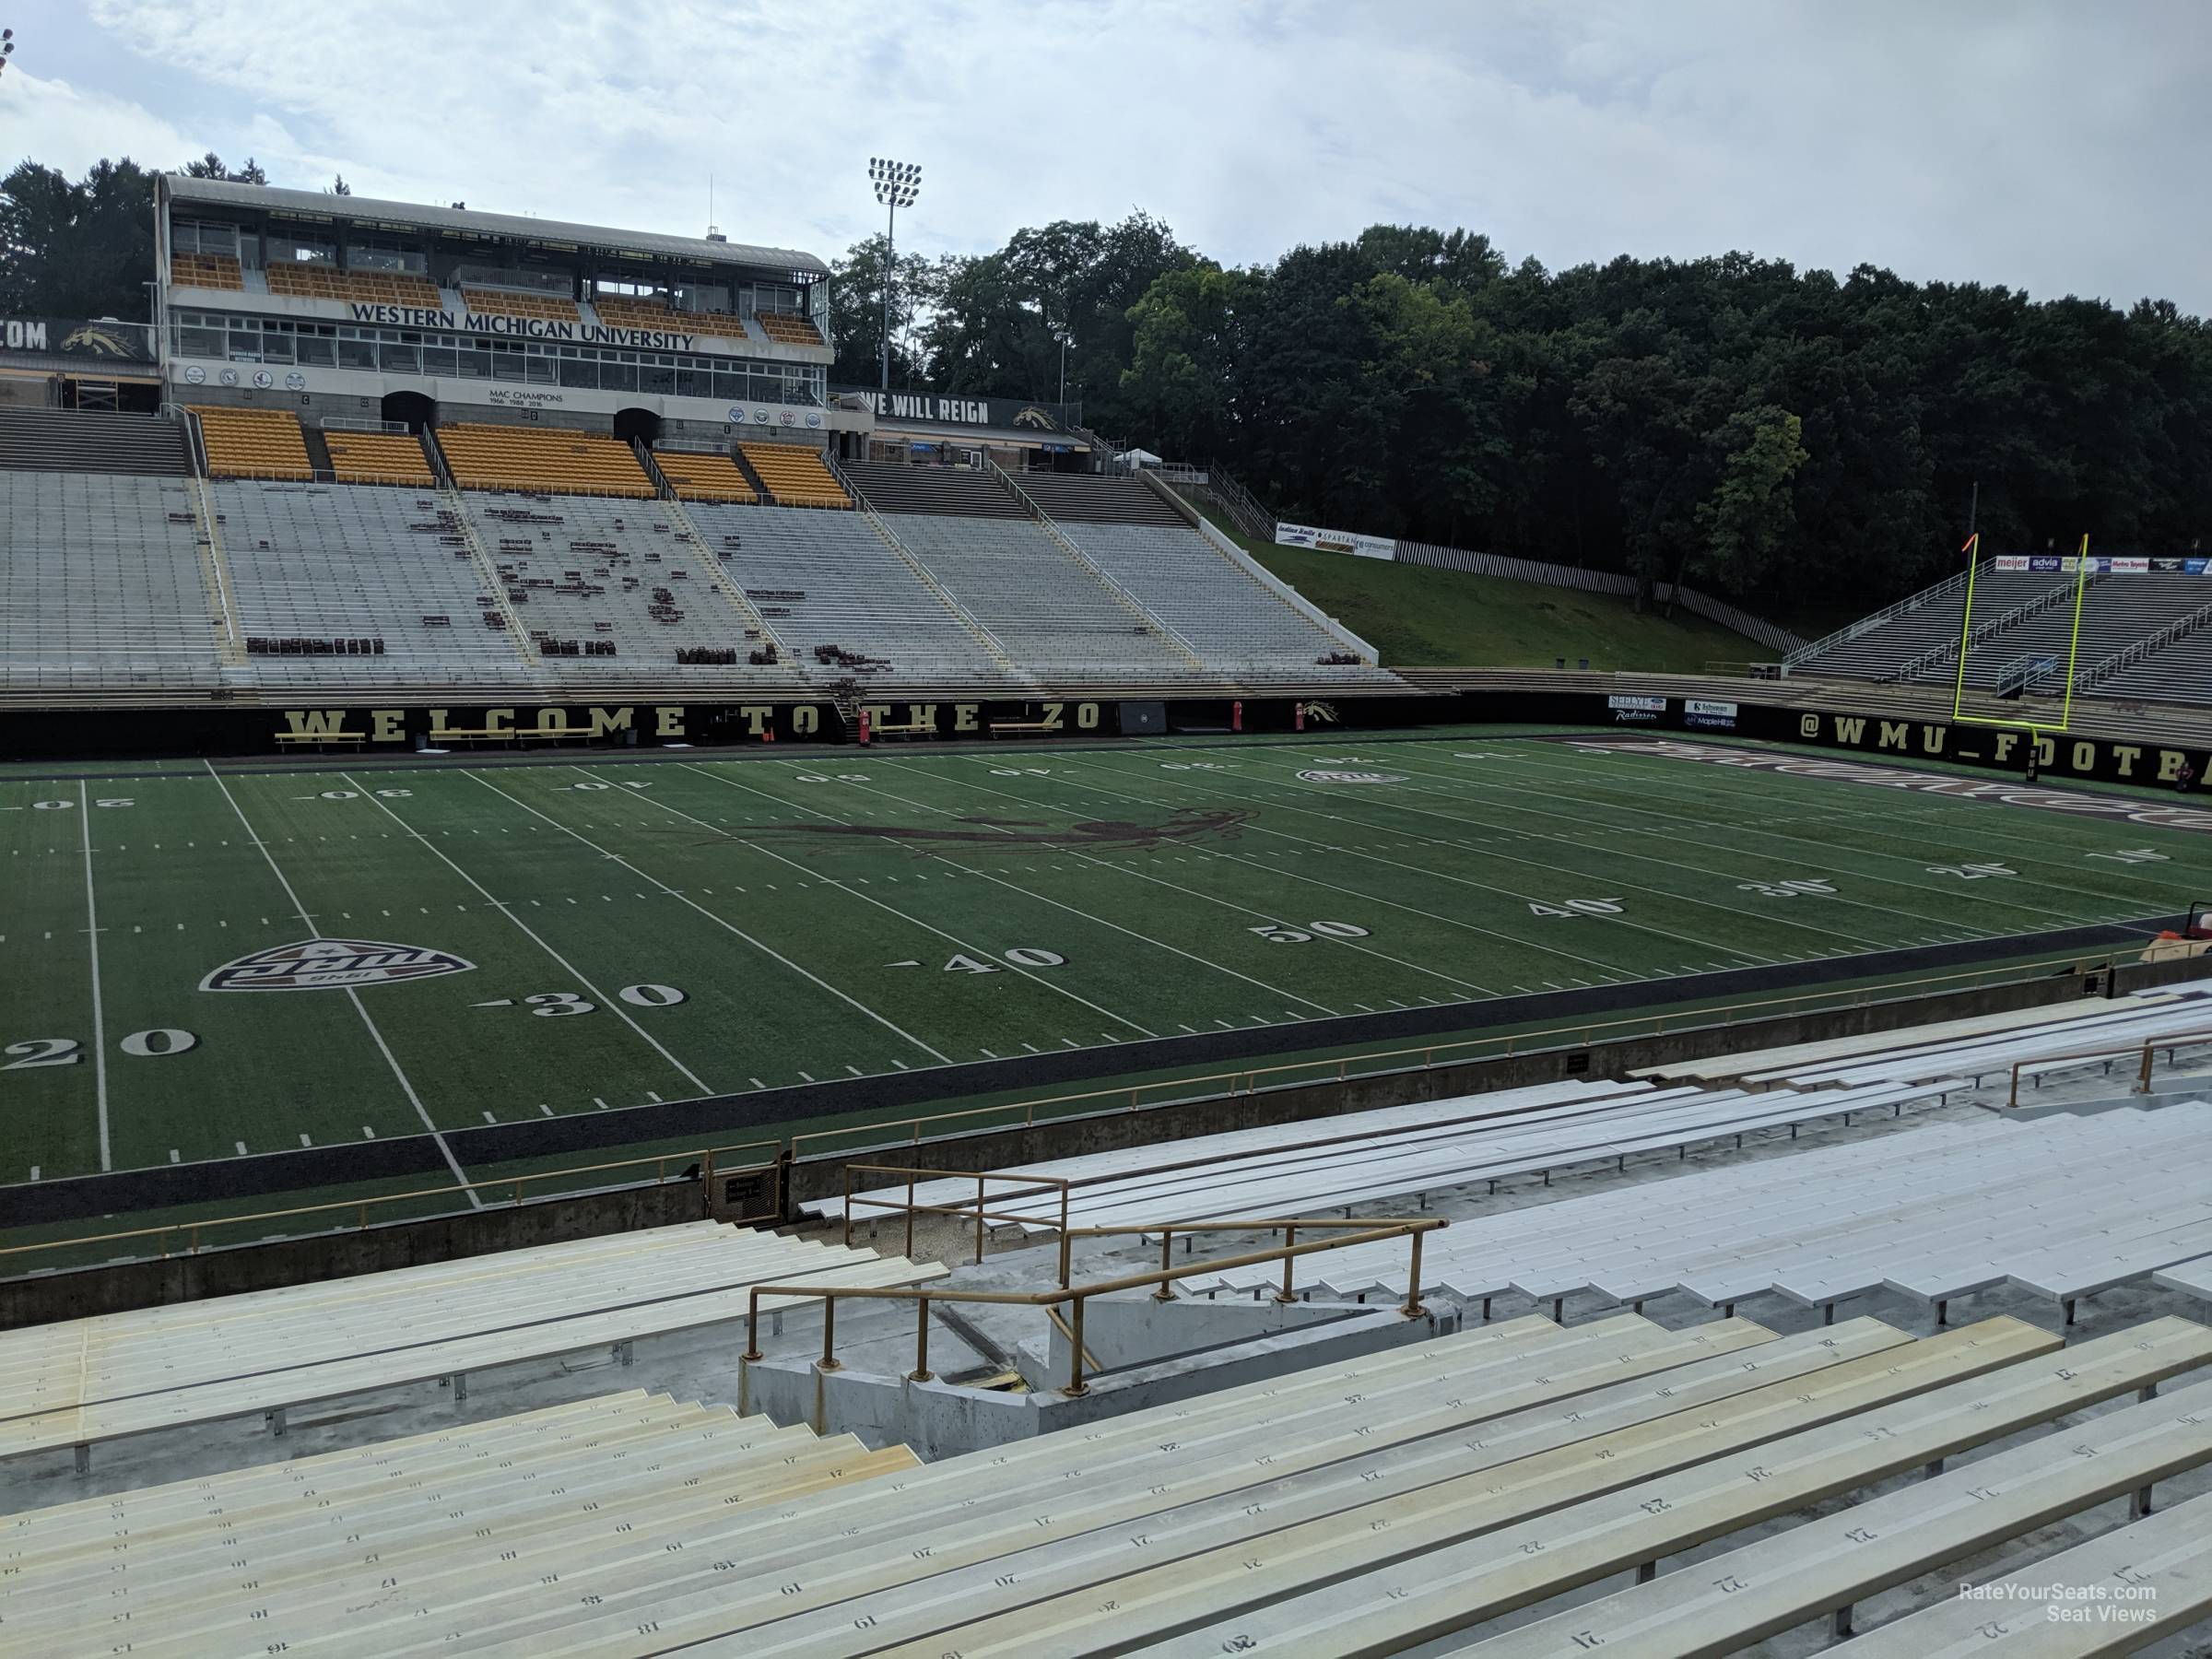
[[739, 1298, 1458, 1462], [0, 1180, 702, 1328]]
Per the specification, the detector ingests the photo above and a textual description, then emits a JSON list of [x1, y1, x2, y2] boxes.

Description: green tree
[[0, 157, 160, 320]]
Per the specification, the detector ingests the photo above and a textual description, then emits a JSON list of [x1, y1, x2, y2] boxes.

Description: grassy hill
[[1237, 536, 1778, 671]]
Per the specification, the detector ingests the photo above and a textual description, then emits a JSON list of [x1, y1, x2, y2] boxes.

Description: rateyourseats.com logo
[[200, 939, 476, 993]]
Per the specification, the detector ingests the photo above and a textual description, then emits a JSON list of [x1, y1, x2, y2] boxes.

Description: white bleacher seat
[[0, 471, 225, 688], [0, 1221, 942, 1473]]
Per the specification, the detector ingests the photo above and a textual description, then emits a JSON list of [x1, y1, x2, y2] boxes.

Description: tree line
[[7, 153, 2205, 615], [832, 222, 2211, 615]]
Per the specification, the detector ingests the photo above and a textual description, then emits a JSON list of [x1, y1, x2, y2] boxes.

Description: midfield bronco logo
[[200, 939, 477, 993]]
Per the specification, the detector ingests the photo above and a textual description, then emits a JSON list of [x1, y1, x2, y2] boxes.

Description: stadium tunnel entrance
[[381, 390, 435, 432], [613, 406, 662, 447]]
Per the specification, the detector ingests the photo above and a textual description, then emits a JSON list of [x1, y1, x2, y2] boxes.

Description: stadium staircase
[[653, 483, 799, 663], [299, 422, 336, 477], [0, 406, 190, 475], [984, 457, 1211, 673], [185, 474, 250, 667], [437, 486, 536, 667], [728, 444, 772, 500], [822, 452, 1028, 682]]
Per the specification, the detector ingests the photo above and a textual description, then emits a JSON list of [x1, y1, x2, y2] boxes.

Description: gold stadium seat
[[753, 312, 823, 347], [433, 422, 653, 498], [325, 430, 436, 488], [738, 441, 850, 509], [170, 253, 244, 290], [591, 295, 675, 330], [191, 406, 313, 481], [653, 448, 758, 504], [265, 265, 443, 308], [461, 287, 582, 324]]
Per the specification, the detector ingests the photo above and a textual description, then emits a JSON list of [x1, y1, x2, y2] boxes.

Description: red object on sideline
[[1294, 702, 1304, 732], [859, 708, 872, 746], [1231, 700, 1243, 733]]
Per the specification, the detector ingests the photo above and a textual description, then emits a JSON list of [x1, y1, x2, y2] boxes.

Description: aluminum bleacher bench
[[1837, 1490, 2212, 1656], [971, 1321, 2201, 1657], [990, 717, 1056, 736], [0, 1222, 943, 1475], [1461, 1369, 2212, 1656], [271, 727, 369, 747]]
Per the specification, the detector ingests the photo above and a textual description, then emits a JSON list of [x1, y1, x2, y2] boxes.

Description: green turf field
[[2, 733, 2200, 1199]]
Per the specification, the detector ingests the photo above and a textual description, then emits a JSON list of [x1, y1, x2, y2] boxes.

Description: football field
[[3, 732, 2204, 1199]]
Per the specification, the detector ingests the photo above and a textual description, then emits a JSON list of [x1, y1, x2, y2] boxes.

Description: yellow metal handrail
[[742, 1215, 1445, 1396]]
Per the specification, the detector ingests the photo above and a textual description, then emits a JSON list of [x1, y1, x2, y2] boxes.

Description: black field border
[[3, 912, 2160, 1229]]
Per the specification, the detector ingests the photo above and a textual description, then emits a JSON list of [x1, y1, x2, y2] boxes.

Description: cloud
[[24, 0, 2212, 313]]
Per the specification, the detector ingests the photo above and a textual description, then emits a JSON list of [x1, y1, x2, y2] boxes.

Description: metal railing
[[0, 1140, 778, 1270], [2005, 1027, 2212, 1107], [1785, 562, 1980, 669], [742, 1215, 1444, 1395], [2075, 597, 2212, 692], [1885, 571, 2096, 684]]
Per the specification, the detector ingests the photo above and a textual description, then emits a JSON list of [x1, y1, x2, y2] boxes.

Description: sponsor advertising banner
[[1606, 693, 1666, 724], [1275, 521, 1397, 560], [0, 315, 154, 360], [1995, 556, 2030, 571], [1684, 698, 1738, 731]]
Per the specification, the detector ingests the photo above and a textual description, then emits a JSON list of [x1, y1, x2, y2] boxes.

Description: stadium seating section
[[191, 405, 313, 480], [167, 251, 243, 289], [738, 441, 851, 508], [0, 410, 1389, 694], [324, 428, 436, 487], [590, 294, 677, 330], [435, 422, 654, 497], [264, 264, 443, 308], [461, 285, 582, 323], [752, 309, 823, 346], [1, 469, 222, 689], [1792, 557, 2212, 707], [652, 446, 758, 503]]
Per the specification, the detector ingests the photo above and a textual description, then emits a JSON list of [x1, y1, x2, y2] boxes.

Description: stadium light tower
[[868, 157, 920, 391], [0, 29, 18, 84]]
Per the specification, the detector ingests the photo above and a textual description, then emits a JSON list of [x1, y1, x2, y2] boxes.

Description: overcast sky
[[6, 0, 2208, 312]]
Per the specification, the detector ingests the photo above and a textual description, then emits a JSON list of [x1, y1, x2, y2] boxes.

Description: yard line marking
[[76, 782, 112, 1171], [539, 1104, 553, 1116], [234, 1140, 247, 1156], [168, 1150, 178, 1163], [639, 766, 1165, 1039], [691, 760, 1327, 1021], [465, 770, 951, 1065], [299, 1134, 312, 1147], [912, 761, 1512, 994], [203, 762, 480, 1207], [340, 773, 713, 1099]]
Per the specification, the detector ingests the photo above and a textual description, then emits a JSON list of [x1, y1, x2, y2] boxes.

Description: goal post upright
[[1951, 529, 2093, 744]]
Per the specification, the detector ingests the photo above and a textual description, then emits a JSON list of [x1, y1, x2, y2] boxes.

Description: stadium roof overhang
[[159, 175, 830, 278]]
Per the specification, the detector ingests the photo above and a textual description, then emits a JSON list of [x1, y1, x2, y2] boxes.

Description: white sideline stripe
[[202, 761, 481, 1207], [339, 773, 713, 1098], [76, 782, 111, 1171], [464, 770, 952, 1066]]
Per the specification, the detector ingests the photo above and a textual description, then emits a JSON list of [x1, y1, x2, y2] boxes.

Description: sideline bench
[[989, 718, 1055, 737]]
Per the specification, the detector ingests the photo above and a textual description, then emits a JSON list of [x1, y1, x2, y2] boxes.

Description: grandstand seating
[[752, 309, 823, 346], [737, 441, 851, 508], [0, 1220, 941, 1473], [462, 285, 582, 324], [846, 459, 1026, 518], [434, 422, 654, 497], [322, 428, 436, 487], [167, 250, 242, 289], [2107, 626, 2212, 704], [1789, 564, 2053, 682], [677, 500, 1014, 685], [0, 406, 189, 476], [264, 264, 443, 308], [589, 294, 695, 331], [21, 1306, 2198, 1652], [1018, 471, 1188, 527], [458, 489, 802, 679], [0, 1389, 916, 1651], [212, 481, 526, 681], [653, 446, 758, 503], [0, 470, 223, 687], [191, 405, 313, 481]]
